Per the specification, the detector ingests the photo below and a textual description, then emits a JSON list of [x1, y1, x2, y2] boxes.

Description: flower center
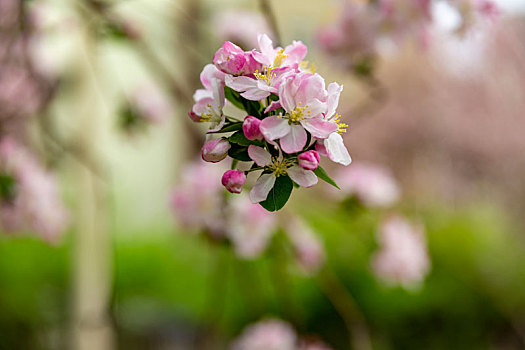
[[287, 103, 311, 124], [201, 104, 222, 122], [299, 61, 316, 73], [268, 157, 293, 177], [273, 48, 289, 67], [254, 66, 276, 84]]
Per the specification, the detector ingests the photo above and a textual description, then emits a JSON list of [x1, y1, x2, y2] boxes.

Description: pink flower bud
[[242, 116, 263, 141], [298, 150, 320, 171], [213, 42, 261, 76], [202, 138, 231, 163], [314, 142, 328, 157], [221, 170, 246, 194]]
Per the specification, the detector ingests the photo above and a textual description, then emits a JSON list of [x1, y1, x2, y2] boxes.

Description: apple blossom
[[243, 116, 263, 141], [222, 170, 246, 194], [188, 35, 351, 211], [202, 138, 231, 163], [297, 150, 320, 171]]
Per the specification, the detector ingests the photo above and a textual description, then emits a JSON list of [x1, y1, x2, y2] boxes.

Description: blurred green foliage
[[0, 201, 524, 349]]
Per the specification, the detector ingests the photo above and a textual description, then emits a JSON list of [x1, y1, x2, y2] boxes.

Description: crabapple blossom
[[371, 215, 431, 289], [213, 41, 261, 76], [297, 150, 320, 171], [243, 116, 263, 141], [188, 35, 351, 211], [222, 170, 246, 194], [248, 145, 317, 203], [202, 138, 231, 163], [334, 162, 400, 208]]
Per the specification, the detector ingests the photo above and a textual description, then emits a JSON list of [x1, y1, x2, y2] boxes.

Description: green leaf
[[229, 130, 264, 147], [207, 122, 243, 134], [224, 86, 245, 111], [241, 99, 262, 118], [314, 166, 340, 190], [228, 144, 251, 161], [259, 176, 293, 212]]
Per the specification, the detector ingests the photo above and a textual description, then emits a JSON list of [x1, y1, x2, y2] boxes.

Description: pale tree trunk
[[70, 8, 114, 350]]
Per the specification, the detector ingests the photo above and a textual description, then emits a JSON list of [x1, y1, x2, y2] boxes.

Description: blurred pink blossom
[[231, 319, 297, 350], [170, 161, 227, 236], [285, 216, 325, 273], [129, 83, 171, 124], [0, 138, 68, 243], [227, 194, 276, 259], [333, 162, 401, 208], [213, 10, 274, 50], [371, 215, 431, 289]]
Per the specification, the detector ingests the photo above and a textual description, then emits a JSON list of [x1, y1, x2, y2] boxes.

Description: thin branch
[[317, 267, 372, 350], [258, 0, 281, 46]]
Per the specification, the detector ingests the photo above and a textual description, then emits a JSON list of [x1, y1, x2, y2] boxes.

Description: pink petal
[[283, 41, 308, 65], [241, 88, 271, 100], [303, 118, 338, 139], [325, 133, 352, 166], [280, 124, 307, 154], [248, 145, 272, 166], [264, 100, 282, 114], [250, 173, 276, 203], [287, 165, 318, 188], [278, 77, 296, 112], [225, 75, 258, 92], [260, 116, 291, 141]]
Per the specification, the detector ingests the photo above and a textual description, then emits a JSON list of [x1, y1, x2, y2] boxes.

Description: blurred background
[[1, 0, 525, 349]]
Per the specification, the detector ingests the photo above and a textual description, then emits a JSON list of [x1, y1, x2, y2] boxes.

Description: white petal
[[325, 133, 352, 166], [260, 116, 291, 141], [326, 82, 343, 119], [250, 174, 276, 203], [287, 165, 318, 188], [248, 145, 272, 166]]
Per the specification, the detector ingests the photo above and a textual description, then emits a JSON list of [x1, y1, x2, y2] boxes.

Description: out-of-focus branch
[[349, 77, 389, 124], [317, 267, 372, 350], [258, 0, 281, 46]]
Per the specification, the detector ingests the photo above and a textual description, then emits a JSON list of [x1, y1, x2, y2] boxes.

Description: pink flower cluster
[[318, 0, 498, 70], [371, 215, 431, 289], [231, 318, 333, 350], [189, 35, 351, 211], [0, 138, 67, 243]]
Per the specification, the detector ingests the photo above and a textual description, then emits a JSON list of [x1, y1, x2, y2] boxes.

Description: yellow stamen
[[273, 48, 289, 67], [333, 114, 349, 134], [254, 66, 276, 84], [268, 157, 293, 177], [299, 61, 316, 73], [288, 105, 309, 124]]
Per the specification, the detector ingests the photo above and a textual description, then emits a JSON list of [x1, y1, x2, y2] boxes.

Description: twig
[[258, 0, 281, 46], [317, 267, 372, 350]]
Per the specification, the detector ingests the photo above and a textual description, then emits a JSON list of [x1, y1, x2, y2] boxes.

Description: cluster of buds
[[189, 34, 351, 211], [318, 0, 498, 74]]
